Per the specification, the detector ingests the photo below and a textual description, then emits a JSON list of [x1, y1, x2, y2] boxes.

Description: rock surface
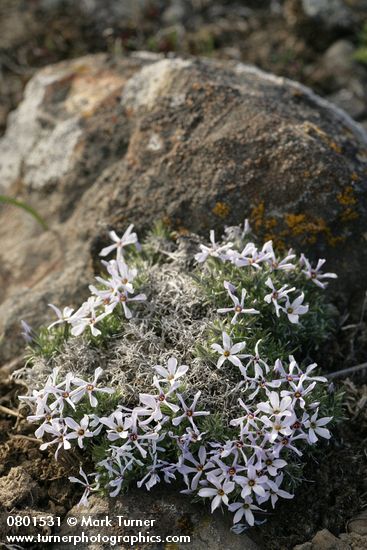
[[0, 52, 367, 361], [0, 466, 39, 508], [293, 525, 367, 549]]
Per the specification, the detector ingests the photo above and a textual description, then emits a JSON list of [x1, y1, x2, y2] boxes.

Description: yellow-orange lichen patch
[[250, 202, 266, 233], [301, 122, 342, 153], [212, 201, 231, 219], [337, 185, 359, 222], [284, 213, 329, 245]]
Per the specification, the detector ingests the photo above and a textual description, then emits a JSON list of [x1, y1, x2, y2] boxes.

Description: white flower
[[264, 278, 295, 317], [65, 415, 99, 448], [106, 290, 146, 319], [257, 452, 287, 477], [198, 474, 235, 512], [257, 392, 293, 418], [40, 420, 72, 459], [282, 293, 309, 324], [300, 255, 337, 289], [178, 446, 214, 490], [211, 332, 246, 368], [260, 415, 295, 442], [230, 399, 259, 432], [47, 304, 75, 329], [117, 415, 159, 458], [104, 256, 137, 293], [304, 410, 332, 443], [99, 410, 129, 441], [136, 380, 179, 425], [137, 453, 162, 491], [281, 378, 316, 409], [49, 372, 78, 413], [172, 391, 210, 428], [100, 225, 140, 258], [238, 465, 268, 498], [262, 241, 296, 272], [241, 339, 269, 378], [229, 498, 262, 526], [71, 367, 114, 407], [232, 241, 272, 269], [154, 357, 188, 386], [217, 283, 259, 324], [194, 230, 233, 263], [70, 297, 108, 337], [106, 456, 135, 497], [257, 473, 294, 508], [28, 405, 59, 439], [69, 467, 98, 507]]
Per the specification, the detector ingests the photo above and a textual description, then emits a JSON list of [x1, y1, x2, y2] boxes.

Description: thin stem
[[326, 362, 367, 380], [0, 405, 22, 418]]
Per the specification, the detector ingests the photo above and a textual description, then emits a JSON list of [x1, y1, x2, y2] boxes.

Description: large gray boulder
[[0, 52, 366, 361]]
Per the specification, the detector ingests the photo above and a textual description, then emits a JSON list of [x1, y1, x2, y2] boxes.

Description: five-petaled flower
[[211, 332, 246, 368]]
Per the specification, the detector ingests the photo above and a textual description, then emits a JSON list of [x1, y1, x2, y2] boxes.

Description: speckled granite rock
[[0, 52, 366, 361]]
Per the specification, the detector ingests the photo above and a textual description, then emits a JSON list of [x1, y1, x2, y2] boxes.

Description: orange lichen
[[337, 186, 359, 222], [337, 186, 357, 207], [329, 141, 342, 154], [301, 122, 342, 153], [250, 202, 266, 233], [212, 201, 231, 219]]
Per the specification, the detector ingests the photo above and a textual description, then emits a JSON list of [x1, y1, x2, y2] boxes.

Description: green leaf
[[0, 195, 48, 230]]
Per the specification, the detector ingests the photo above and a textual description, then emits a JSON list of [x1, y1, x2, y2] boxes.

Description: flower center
[[120, 295, 127, 302], [235, 306, 242, 313], [287, 307, 293, 314], [294, 391, 302, 398], [273, 291, 279, 299], [223, 351, 230, 357], [78, 429, 85, 436], [130, 433, 138, 441], [218, 489, 225, 496], [228, 467, 236, 476], [62, 391, 69, 398], [197, 465, 204, 472], [116, 426, 124, 432], [248, 480, 255, 487], [266, 459, 272, 466], [87, 384, 94, 392], [186, 410, 193, 417], [274, 423, 282, 431], [158, 394, 165, 402], [121, 278, 128, 284]]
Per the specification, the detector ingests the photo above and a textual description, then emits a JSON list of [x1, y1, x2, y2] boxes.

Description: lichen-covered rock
[[0, 52, 366, 362]]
